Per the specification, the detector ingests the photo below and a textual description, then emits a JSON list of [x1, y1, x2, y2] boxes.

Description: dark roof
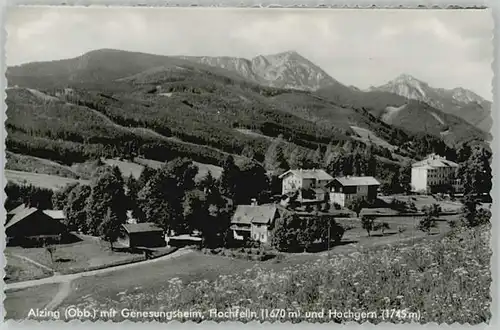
[[328, 176, 380, 187], [231, 204, 278, 225], [122, 223, 164, 234], [279, 169, 333, 181], [6, 207, 40, 229]]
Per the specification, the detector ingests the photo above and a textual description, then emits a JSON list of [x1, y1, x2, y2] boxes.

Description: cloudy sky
[[6, 7, 493, 100]]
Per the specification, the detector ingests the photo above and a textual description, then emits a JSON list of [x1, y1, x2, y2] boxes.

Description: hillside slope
[[6, 48, 479, 182], [316, 83, 489, 146]]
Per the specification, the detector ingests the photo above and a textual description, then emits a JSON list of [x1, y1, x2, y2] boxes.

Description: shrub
[[361, 215, 376, 236], [346, 197, 366, 217], [373, 221, 391, 236], [417, 214, 437, 234]]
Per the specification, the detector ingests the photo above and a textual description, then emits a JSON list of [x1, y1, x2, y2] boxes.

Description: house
[[6, 206, 69, 245], [230, 204, 282, 244], [278, 169, 333, 201], [411, 153, 460, 193], [327, 176, 380, 207], [119, 223, 166, 248]]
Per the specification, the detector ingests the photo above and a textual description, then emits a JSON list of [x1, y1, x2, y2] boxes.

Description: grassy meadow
[[61, 224, 491, 324]]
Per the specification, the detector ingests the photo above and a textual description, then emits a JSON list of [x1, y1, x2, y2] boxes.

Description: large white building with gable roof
[[411, 153, 460, 193]]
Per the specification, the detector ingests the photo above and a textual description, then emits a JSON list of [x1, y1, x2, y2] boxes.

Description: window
[[261, 233, 265, 240]]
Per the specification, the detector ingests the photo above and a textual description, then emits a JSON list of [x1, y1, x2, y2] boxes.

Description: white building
[[327, 176, 380, 207], [278, 169, 333, 201], [411, 154, 460, 193], [230, 204, 282, 244]]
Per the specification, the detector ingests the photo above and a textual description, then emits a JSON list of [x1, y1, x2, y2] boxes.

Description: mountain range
[[172, 51, 491, 134], [5, 48, 489, 179], [368, 74, 492, 133]]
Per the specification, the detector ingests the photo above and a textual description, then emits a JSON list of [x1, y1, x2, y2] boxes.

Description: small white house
[[327, 176, 380, 207]]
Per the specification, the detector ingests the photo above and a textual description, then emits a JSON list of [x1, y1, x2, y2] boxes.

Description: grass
[[5, 169, 89, 191], [6, 151, 80, 179], [102, 158, 145, 179], [58, 224, 490, 324], [60, 251, 257, 308], [4, 283, 61, 320], [350, 125, 396, 151], [379, 194, 464, 213], [338, 215, 453, 244], [4, 254, 54, 283], [5, 236, 146, 276]]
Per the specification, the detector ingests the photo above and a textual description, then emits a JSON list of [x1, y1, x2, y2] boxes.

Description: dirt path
[[44, 280, 71, 311], [5, 248, 193, 291]]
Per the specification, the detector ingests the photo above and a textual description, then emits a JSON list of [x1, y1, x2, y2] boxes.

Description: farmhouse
[[119, 223, 166, 248], [327, 176, 380, 207], [230, 204, 282, 244], [6, 205, 68, 245], [279, 169, 333, 201], [411, 153, 460, 193]]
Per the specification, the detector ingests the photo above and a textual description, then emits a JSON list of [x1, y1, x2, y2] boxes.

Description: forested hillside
[[6, 49, 484, 187]]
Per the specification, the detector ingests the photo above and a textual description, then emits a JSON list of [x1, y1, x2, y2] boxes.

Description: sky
[[6, 7, 493, 100]]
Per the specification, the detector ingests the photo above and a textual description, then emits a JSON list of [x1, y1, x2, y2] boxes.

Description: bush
[[417, 214, 437, 234]]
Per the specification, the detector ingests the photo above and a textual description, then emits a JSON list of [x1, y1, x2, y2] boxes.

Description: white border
[[0, 1, 497, 330]]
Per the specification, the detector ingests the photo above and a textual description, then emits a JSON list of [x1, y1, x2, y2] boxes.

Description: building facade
[[230, 204, 282, 244], [327, 176, 380, 207], [279, 169, 333, 201], [119, 223, 166, 248], [411, 154, 459, 193]]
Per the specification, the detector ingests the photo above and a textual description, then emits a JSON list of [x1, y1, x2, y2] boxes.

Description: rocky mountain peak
[[181, 51, 340, 91]]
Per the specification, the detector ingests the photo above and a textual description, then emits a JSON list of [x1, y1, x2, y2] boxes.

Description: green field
[[5, 236, 146, 278], [4, 283, 61, 320], [5, 169, 89, 190]]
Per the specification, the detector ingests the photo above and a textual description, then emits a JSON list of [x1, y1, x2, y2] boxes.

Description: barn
[[119, 223, 166, 248], [6, 205, 69, 246]]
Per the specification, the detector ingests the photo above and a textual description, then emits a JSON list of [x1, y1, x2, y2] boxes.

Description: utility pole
[[327, 218, 331, 252]]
